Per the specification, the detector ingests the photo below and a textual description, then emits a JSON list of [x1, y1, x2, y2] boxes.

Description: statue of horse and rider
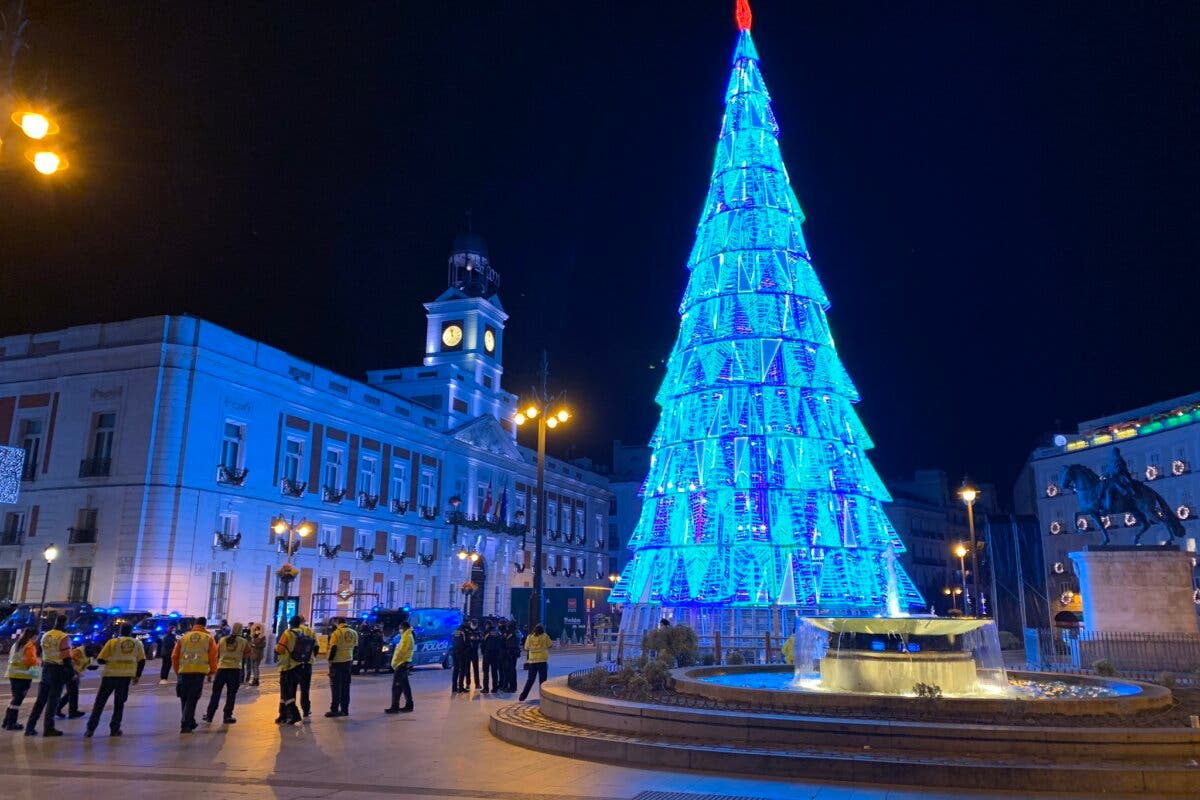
[[1058, 447, 1185, 545]]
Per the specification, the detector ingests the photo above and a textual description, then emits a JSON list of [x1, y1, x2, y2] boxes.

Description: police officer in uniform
[[86, 623, 145, 737], [466, 619, 482, 689], [171, 616, 217, 733], [450, 622, 470, 693], [480, 621, 501, 693], [501, 622, 520, 692], [24, 614, 71, 736], [204, 622, 248, 724], [158, 624, 178, 684], [384, 617, 414, 713], [325, 619, 358, 717]]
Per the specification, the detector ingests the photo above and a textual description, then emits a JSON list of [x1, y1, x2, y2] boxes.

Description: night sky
[[2, 1, 1198, 502]]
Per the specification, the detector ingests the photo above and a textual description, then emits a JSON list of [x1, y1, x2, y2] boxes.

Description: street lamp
[[514, 392, 574, 628], [953, 542, 970, 615], [958, 479, 982, 617], [37, 543, 58, 629], [271, 514, 312, 634], [942, 585, 962, 613], [608, 573, 619, 583]]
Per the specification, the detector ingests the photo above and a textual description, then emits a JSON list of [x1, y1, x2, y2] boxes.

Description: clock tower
[[367, 231, 517, 431]]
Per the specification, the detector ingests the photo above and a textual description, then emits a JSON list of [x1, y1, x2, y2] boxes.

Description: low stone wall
[[671, 664, 1174, 717], [539, 677, 1198, 759]]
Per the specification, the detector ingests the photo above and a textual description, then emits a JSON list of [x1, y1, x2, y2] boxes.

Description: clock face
[[483, 328, 496, 353], [441, 324, 463, 348]]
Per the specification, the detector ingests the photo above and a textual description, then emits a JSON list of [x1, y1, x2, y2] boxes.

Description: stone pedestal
[[1069, 548, 1198, 634]]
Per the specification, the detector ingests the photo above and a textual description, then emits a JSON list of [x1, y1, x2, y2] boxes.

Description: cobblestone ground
[[0, 650, 1158, 800]]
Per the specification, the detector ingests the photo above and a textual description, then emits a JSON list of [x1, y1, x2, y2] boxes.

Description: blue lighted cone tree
[[610, 0, 924, 632]]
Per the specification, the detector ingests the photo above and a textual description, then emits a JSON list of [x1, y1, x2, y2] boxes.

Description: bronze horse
[[1058, 463, 1185, 545]]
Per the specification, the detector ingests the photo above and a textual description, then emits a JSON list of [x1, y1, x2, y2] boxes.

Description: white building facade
[[0, 240, 611, 627], [1022, 392, 1200, 627]]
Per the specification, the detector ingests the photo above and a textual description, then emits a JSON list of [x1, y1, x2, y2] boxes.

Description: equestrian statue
[[1058, 447, 1185, 545]]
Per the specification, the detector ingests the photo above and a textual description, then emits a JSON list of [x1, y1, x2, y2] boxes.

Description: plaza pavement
[[0, 649, 1165, 800]]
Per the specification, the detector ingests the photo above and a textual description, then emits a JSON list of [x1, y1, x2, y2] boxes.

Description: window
[[283, 439, 304, 482], [476, 483, 489, 514], [403, 577, 415, 606], [318, 576, 331, 594], [452, 398, 469, 414], [547, 501, 558, 533], [386, 580, 398, 608], [357, 531, 369, 551], [220, 422, 244, 469], [416, 579, 427, 606], [575, 508, 585, 536], [515, 492, 527, 519], [91, 413, 116, 460], [359, 456, 377, 495], [2, 512, 24, 546], [19, 419, 42, 480], [353, 579, 366, 612], [70, 509, 98, 544], [324, 448, 344, 490], [608, 523, 620, 550], [0, 568, 15, 602], [215, 511, 238, 546], [391, 462, 409, 502], [418, 469, 436, 509], [68, 567, 92, 603], [207, 571, 229, 619], [321, 526, 336, 547]]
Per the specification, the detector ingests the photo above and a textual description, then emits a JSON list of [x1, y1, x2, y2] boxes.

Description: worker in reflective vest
[[86, 623, 146, 737], [24, 614, 72, 736], [205, 623, 248, 724], [3, 627, 40, 731], [325, 621, 358, 718], [56, 643, 91, 720], [172, 617, 217, 733]]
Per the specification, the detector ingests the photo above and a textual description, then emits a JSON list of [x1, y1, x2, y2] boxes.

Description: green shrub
[[727, 650, 745, 665], [577, 666, 611, 693], [621, 674, 652, 701], [998, 630, 1021, 651], [641, 658, 671, 690], [614, 664, 638, 687], [699, 652, 716, 666], [1157, 670, 1177, 689], [1092, 659, 1117, 677]]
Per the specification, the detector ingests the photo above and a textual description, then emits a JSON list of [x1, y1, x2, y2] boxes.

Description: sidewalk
[[0, 651, 1141, 800]]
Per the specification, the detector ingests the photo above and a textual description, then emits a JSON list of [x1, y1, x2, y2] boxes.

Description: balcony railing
[[389, 549, 407, 565], [357, 492, 379, 511], [280, 478, 306, 497], [354, 546, 375, 562], [0, 528, 23, 546], [390, 499, 409, 514], [20, 462, 36, 482], [68, 527, 97, 545], [322, 486, 346, 504], [78, 457, 111, 478], [217, 464, 250, 486]]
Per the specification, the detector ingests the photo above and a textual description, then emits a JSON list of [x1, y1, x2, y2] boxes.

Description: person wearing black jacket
[[158, 626, 178, 684], [501, 622, 520, 692], [480, 622, 502, 693], [450, 623, 471, 693], [465, 619, 482, 690]]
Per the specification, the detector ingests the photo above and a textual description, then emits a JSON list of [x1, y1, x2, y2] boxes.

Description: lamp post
[[513, 396, 573, 628], [2, 2, 69, 177], [37, 543, 58, 629], [271, 514, 312, 634], [958, 479, 982, 616], [953, 543, 970, 616], [942, 586, 961, 614]]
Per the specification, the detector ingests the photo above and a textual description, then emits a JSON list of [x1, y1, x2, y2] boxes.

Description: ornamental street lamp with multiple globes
[[271, 514, 312, 634], [1, 4, 69, 176], [514, 401, 573, 627]]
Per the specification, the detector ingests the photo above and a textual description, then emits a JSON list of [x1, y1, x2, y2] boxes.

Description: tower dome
[[447, 231, 500, 298]]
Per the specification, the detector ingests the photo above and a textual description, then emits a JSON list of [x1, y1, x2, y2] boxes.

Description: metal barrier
[[593, 630, 786, 667], [1024, 627, 1200, 682]]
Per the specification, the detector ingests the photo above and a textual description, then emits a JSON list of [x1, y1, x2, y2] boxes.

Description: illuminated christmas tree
[[611, 0, 924, 631]]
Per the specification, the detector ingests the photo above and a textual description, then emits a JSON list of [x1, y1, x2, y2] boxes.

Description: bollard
[[714, 630, 723, 664]]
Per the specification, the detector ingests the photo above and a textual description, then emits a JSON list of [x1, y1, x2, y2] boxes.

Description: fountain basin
[[674, 664, 1172, 717], [821, 648, 977, 695]]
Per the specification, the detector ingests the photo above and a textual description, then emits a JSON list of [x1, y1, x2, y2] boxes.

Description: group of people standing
[[4, 612, 552, 738], [450, 619, 552, 701], [155, 620, 267, 687]]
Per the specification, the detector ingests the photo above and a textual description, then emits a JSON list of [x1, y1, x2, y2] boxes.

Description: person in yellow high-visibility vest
[[24, 614, 72, 737], [781, 633, 795, 665], [518, 624, 553, 702], [86, 623, 146, 737], [205, 622, 248, 724], [56, 642, 91, 720], [325, 620, 358, 718], [172, 617, 217, 733], [385, 617, 414, 714], [3, 627, 40, 731], [275, 615, 315, 725]]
